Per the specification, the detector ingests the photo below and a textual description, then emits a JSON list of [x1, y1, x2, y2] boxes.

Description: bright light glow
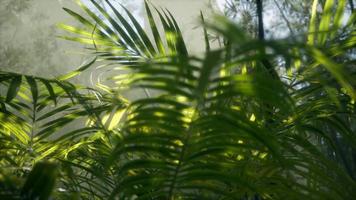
[[249, 114, 256, 122], [216, 0, 227, 12]]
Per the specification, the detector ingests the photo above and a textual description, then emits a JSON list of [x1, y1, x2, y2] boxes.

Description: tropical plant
[[0, 0, 355, 199]]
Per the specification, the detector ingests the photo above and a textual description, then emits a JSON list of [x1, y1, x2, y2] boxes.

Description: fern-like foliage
[[0, 62, 126, 198], [1, 0, 355, 199]]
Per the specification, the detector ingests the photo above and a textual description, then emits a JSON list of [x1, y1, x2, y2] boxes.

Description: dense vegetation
[[0, 0, 355, 199]]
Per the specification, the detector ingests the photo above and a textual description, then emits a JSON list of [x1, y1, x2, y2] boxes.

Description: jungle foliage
[[0, 0, 355, 199]]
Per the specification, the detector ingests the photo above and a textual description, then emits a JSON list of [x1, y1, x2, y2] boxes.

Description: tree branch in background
[[273, 0, 295, 36], [349, 0, 354, 12], [256, 0, 265, 40], [255, 0, 279, 79]]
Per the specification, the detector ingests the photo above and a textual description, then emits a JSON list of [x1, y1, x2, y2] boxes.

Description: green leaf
[[25, 76, 38, 104], [318, 0, 335, 44], [200, 11, 210, 52], [196, 51, 222, 99], [308, 47, 355, 99], [39, 79, 57, 106], [308, 0, 319, 45], [330, 0, 347, 38], [6, 75, 22, 103], [58, 57, 96, 81], [21, 162, 58, 200], [145, 1, 165, 55], [120, 4, 157, 57], [104, 0, 149, 56]]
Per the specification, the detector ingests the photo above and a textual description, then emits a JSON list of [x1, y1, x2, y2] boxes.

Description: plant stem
[[29, 100, 36, 154]]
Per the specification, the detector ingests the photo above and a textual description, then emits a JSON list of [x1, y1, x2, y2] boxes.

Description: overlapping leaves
[[0, 0, 355, 199]]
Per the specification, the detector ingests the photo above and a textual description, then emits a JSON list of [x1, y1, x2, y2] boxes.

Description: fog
[[0, 0, 215, 78]]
